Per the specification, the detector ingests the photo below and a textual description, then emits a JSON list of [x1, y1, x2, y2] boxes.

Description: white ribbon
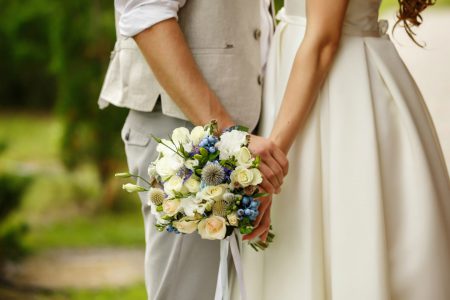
[[214, 231, 247, 300]]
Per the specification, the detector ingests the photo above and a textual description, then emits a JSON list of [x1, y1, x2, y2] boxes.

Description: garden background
[[1, 0, 449, 299]]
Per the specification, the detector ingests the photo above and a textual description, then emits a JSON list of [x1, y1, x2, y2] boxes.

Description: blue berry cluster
[[199, 135, 218, 153], [166, 225, 180, 234], [223, 167, 232, 182], [237, 196, 260, 221]]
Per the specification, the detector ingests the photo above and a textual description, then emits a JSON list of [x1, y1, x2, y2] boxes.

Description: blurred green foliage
[[0, 144, 32, 263], [0, 0, 127, 209]]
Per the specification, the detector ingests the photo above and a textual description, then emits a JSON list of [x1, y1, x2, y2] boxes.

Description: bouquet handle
[[214, 231, 247, 300]]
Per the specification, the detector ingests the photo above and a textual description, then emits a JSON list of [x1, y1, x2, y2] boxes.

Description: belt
[[276, 8, 389, 38]]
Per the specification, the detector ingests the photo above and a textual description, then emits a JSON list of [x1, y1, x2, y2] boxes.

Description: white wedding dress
[[234, 0, 450, 299]]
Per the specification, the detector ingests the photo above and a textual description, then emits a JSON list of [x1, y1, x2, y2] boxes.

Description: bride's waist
[[277, 8, 388, 38]]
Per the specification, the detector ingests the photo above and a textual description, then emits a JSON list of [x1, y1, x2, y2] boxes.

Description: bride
[[238, 0, 450, 299]]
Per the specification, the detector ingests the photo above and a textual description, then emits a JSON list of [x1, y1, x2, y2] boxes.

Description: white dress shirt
[[114, 0, 273, 69]]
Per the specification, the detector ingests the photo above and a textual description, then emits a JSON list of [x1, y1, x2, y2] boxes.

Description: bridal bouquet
[[116, 121, 273, 250]]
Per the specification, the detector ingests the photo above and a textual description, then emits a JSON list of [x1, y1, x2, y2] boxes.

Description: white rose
[[184, 176, 200, 193], [173, 218, 199, 234], [236, 147, 254, 167], [164, 175, 185, 197], [198, 216, 227, 240], [155, 155, 184, 179], [216, 130, 249, 160], [190, 126, 208, 145], [251, 168, 263, 186], [230, 166, 254, 187], [201, 185, 226, 201], [184, 159, 199, 171], [172, 127, 191, 146], [181, 196, 202, 217], [162, 199, 182, 216], [227, 213, 239, 226], [156, 139, 174, 156]]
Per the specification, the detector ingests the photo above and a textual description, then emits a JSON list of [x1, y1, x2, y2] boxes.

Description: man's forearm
[[134, 18, 235, 130]]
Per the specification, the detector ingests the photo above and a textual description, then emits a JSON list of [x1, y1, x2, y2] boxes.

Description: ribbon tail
[[230, 232, 247, 300], [215, 238, 230, 300], [214, 232, 247, 300]]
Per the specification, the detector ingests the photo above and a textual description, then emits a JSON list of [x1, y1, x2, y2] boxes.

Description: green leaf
[[208, 151, 220, 161], [199, 147, 208, 157], [239, 225, 253, 235], [252, 155, 261, 167], [235, 125, 249, 132], [253, 192, 270, 198], [150, 134, 162, 143]]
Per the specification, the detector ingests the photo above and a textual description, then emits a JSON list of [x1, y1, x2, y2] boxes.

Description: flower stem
[[130, 174, 152, 187]]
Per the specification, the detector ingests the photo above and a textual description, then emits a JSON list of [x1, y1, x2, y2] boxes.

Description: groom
[[99, 0, 287, 299]]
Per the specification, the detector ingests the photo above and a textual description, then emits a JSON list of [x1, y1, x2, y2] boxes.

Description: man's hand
[[248, 135, 289, 194], [243, 194, 272, 242]]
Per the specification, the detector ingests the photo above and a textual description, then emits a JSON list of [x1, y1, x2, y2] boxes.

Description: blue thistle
[[201, 161, 225, 186]]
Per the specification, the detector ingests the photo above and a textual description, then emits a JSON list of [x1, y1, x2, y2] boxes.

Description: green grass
[[0, 282, 146, 300], [24, 210, 144, 251], [0, 111, 62, 167], [62, 283, 146, 300], [0, 112, 141, 252]]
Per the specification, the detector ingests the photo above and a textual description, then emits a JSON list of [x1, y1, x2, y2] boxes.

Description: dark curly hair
[[394, 0, 436, 46]]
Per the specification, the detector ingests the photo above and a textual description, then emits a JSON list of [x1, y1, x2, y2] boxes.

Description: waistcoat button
[[253, 29, 262, 40]]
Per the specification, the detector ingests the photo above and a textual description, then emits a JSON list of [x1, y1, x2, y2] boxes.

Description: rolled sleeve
[[116, 0, 186, 37]]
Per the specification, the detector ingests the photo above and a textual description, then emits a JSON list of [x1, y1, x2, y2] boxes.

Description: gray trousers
[[121, 106, 220, 300]]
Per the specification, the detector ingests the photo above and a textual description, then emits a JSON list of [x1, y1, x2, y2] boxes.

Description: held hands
[[244, 135, 289, 242], [248, 134, 289, 194]]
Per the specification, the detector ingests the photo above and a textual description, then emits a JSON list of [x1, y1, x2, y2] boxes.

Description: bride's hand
[[243, 194, 272, 242], [248, 134, 289, 194]]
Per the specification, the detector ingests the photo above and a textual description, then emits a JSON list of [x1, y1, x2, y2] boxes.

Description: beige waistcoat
[[98, 0, 263, 131]]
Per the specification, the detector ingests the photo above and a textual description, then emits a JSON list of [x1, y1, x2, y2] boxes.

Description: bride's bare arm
[[269, 0, 349, 153], [135, 18, 288, 193]]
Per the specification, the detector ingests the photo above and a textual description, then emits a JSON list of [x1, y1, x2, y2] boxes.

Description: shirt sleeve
[[115, 0, 187, 37]]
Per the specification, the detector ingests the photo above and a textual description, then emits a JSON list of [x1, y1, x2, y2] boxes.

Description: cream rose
[[236, 147, 253, 167], [190, 126, 208, 145], [184, 176, 200, 193], [201, 185, 226, 201], [230, 166, 254, 187], [173, 218, 199, 234], [162, 199, 181, 216], [251, 168, 263, 185], [184, 159, 199, 171], [198, 216, 227, 240], [227, 213, 239, 226], [164, 175, 187, 197]]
